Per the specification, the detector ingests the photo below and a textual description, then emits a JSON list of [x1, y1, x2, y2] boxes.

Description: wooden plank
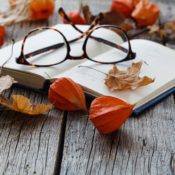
[[61, 97, 175, 175], [60, 0, 175, 174], [0, 88, 65, 175], [0, 1, 65, 174]]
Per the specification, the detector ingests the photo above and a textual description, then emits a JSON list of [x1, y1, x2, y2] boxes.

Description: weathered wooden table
[[0, 0, 175, 175]]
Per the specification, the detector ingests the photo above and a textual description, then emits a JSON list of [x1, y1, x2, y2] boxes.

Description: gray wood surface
[[0, 0, 175, 175], [0, 90, 65, 175], [0, 1, 64, 175], [60, 1, 175, 175]]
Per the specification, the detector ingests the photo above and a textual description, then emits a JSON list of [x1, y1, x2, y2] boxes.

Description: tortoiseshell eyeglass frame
[[16, 7, 136, 67]]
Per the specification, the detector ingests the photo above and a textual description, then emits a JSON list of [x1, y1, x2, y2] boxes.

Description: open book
[[0, 24, 175, 114]]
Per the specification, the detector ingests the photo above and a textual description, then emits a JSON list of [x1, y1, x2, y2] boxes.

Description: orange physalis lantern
[[111, 0, 139, 17], [0, 26, 5, 46], [132, 0, 140, 7], [30, 0, 55, 20], [131, 0, 160, 27], [89, 96, 134, 134], [48, 77, 87, 111], [62, 11, 86, 25]]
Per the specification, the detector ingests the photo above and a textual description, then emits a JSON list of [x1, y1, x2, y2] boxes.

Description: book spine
[[133, 87, 175, 115], [12, 81, 50, 94]]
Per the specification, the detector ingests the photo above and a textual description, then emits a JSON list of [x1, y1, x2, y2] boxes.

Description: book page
[[56, 39, 175, 109], [0, 24, 117, 79]]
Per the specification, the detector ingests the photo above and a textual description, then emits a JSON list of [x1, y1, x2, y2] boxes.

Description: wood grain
[[0, 88, 65, 175], [60, 0, 175, 175], [0, 0, 175, 175], [0, 1, 65, 175], [61, 97, 175, 175]]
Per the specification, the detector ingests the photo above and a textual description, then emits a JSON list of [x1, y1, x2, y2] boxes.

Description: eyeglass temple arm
[[58, 8, 103, 34], [24, 43, 65, 59], [58, 7, 83, 33], [90, 36, 128, 53]]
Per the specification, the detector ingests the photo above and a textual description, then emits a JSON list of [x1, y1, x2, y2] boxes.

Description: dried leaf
[[81, 5, 95, 24], [0, 75, 16, 93], [81, 4, 125, 25], [147, 24, 167, 41], [0, 95, 53, 115], [148, 24, 160, 33], [99, 11, 125, 26], [105, 62, 154, 91], [161, 20, 175, 40], [81, 4, 134, 32], [147, 21, 175, 41], [164, 20, 175, 31], [119, 18, 135, 32], [1, 0, 54, 26], [0, 0, 30, 26]]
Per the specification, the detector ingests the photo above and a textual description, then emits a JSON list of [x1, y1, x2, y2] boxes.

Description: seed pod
[[89, 96, 134, 134], [62, 11, 86, 25], [111, 0, 133, 17], [48, 77, 87, 111], [132, 0, 160, 27], [30, 0, 55, 20]]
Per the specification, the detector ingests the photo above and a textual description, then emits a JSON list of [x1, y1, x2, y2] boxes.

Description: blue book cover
[[84, 87, 175, 115]]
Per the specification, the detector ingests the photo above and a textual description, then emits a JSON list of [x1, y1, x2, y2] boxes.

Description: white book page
[[56, 39, 175, 108], [0, 24, 118, 79]]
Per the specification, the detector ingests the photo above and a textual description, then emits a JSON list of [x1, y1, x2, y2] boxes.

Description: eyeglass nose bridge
[[67, 53, 87, 60], [67, 43, 88, 60]]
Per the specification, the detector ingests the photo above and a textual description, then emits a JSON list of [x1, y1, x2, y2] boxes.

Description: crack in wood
[[54, 111, 67, 175]]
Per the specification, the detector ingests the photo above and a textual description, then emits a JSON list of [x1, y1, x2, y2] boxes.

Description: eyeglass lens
[[23, 28, 68, 66], [85, 26, 129, 63]]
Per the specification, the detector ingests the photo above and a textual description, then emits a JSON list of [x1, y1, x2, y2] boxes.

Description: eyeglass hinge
[[128, 52, 136, 59]]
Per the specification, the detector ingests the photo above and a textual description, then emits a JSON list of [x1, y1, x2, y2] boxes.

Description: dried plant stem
[[0, 0, 31, 26]]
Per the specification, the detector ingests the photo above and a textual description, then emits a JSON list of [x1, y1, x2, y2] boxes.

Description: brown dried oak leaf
[[81, 4, 135, 32], [105, 61, 154, 91]]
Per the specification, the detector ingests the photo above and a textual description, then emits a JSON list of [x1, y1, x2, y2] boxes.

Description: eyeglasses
[[16, 8, 136, 67]]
